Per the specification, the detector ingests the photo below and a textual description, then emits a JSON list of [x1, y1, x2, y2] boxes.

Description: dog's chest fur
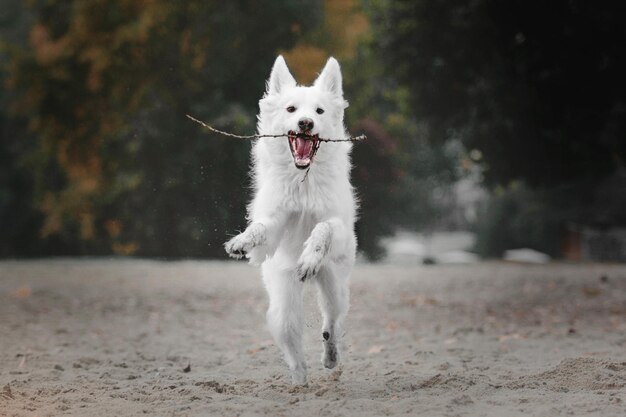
[[249, 140, 354, 257], [253, 144, 353, 217]]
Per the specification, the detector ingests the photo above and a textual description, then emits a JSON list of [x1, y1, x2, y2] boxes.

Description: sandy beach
[[1, 259, 625, 416]]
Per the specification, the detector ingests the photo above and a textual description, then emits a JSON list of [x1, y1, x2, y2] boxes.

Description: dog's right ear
[[266, 55, 296, 96]]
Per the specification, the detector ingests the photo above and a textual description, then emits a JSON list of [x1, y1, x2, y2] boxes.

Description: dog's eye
[[286, 106, 296, 113], [316, 107, 325, 114]]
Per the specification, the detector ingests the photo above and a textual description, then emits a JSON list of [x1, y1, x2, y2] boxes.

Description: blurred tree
[[283, 0, 459, 258], [283, 0, 369, 83], [4, 0, 321, 257], [0, 0, 49, 256], [343, 3, 459, 258], [474, 182, 567, 257], [371, 0, 626, 186], [2, 0, 461, 260]]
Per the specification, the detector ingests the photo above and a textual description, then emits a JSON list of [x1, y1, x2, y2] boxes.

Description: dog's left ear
[[314, 57, 343, 97]]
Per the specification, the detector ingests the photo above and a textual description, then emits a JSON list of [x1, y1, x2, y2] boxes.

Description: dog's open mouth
[[288, 130, 320, 169]]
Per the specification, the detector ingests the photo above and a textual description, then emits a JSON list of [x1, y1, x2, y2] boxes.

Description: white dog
[[224, 56, 357, 385]]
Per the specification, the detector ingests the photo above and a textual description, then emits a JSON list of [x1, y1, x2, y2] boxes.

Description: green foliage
[[0, 0, 472, 259], [2, 0, 321, 257]]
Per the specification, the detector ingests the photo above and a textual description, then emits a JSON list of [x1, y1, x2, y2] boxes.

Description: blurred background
[[1, 0, 625, 262]]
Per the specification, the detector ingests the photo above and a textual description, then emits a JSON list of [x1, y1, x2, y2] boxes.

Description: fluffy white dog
[[224, 56, 357, 385]]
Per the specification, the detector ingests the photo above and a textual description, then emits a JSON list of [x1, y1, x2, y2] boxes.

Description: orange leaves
[[105, 219, 123, 238], [5, 0, 327, 257], [30, 24, 72, 66], [112, 242, 139, 255], [12, 286, 32, 299], [281, 0, 369, 84], [106, 220, 140, 255], [179, 30, 191, 56], [79, 46, 110, 92], [180, 29, 209, 71], [281, 45, 327, 84], [324, 0, 369, 60], [39, 189, 97, 240]]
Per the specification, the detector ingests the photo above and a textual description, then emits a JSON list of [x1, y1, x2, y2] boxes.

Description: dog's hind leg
[[315, 263, 350, 369], [262, 258, 307, 385]]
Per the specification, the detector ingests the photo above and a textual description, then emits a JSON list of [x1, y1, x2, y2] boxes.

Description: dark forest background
[[1, 0, 625, 260]]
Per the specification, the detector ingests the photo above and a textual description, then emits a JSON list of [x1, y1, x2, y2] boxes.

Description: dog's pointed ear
[[314, 57, 343, 96], [266, 55, 296, 96]]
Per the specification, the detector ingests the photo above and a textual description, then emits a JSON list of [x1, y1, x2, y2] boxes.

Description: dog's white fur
[[224, 56, 357, 384]]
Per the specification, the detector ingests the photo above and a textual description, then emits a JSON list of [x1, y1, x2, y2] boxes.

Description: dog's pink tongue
[[295, 137, 313, 159]]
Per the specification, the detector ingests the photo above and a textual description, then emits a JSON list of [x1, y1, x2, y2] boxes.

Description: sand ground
[[1, 259, 625, 416]]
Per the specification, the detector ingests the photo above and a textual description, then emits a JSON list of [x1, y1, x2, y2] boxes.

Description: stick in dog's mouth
[[288, 130, 320, 169]]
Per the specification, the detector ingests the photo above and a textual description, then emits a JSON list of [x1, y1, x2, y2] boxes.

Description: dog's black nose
[[298, 118, 314, 132]]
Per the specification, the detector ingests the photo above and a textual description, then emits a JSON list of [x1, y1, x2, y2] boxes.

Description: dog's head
[[258, 56, 349, 170]]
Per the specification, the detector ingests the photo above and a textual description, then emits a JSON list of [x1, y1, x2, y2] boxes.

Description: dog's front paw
[[296, 245, 324, 281], [224, 223, 267, 259], [296, 223, 331, 281], [224, 233, 254, 259]]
